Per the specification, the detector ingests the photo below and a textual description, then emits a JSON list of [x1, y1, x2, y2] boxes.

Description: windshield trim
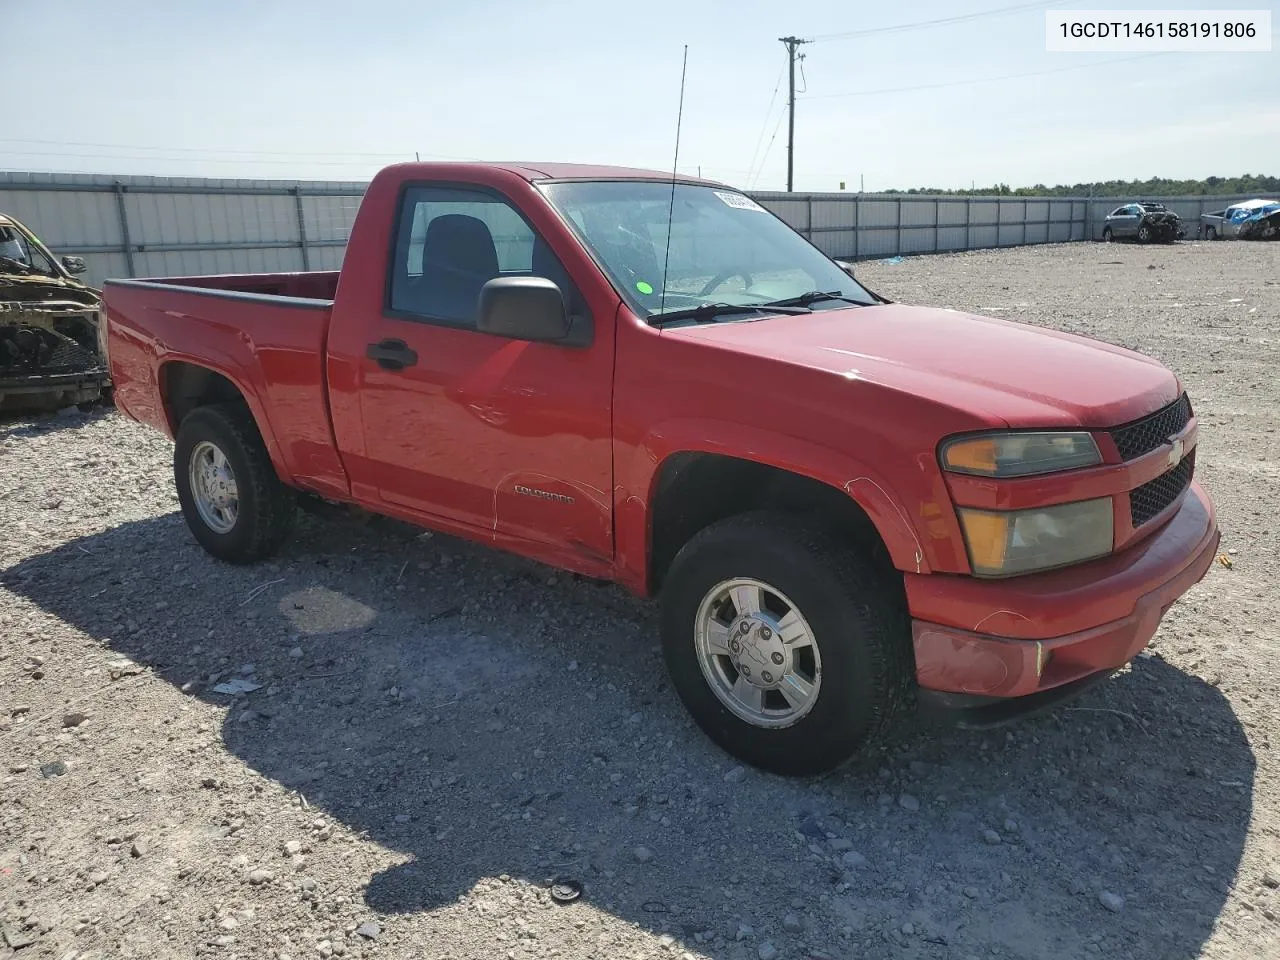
[[536, 180, 877, 321]]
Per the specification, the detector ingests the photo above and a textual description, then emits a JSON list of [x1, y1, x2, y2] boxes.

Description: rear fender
[[158, 354, 290, 483]]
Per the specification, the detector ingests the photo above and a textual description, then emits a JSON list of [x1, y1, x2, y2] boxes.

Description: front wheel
[[660, 513, 912, 776], [174, 404, 295, 563], [1102, 227, 1113, 242], [1138, 224, 1152, 242]]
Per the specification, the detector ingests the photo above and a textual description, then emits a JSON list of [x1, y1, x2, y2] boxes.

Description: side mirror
[[839, 261, 858, 277], [62, 255, 88, 275], [478, 276, 584, 345]]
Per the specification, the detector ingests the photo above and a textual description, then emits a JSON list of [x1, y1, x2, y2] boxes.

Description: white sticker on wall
[[714, 191, 766, 212]]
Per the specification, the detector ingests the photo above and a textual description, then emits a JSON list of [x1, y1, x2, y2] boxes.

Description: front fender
[[614, 417, 930, 595]]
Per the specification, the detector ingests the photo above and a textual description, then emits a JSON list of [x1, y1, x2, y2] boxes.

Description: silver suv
[[1101, 203, 1184, 243]]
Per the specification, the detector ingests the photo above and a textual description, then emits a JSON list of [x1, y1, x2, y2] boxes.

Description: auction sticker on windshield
[[715, 191, 766, 212]]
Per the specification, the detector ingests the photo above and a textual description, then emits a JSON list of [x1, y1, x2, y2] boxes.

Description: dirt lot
[[2, 240, 1278, 960]]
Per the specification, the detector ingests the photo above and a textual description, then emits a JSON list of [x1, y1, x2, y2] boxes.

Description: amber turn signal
[[957, 498, 1114, 577]]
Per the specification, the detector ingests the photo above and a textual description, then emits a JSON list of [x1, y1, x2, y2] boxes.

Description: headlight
[[958, 498, 1113, 577], [941, 432, 1101, 478]]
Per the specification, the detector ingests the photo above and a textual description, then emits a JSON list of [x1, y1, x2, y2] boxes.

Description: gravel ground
[[2, 239, 1278, 960]]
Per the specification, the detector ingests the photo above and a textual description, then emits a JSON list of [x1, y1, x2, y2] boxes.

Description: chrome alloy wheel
[[693, 577, 822, 728], [189, 440, 239, 534]]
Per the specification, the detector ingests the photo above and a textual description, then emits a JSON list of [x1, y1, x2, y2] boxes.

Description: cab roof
[[383, 160, 724, 187], [497, 162, 721, 185]]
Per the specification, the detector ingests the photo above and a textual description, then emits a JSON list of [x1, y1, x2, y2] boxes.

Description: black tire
[[659, 512, 912, 777], [1206, 226, 1217, 241], [1102, 227, 1113, 242], [174, 403, 295, 563], [1138, 224, 1152, 242]]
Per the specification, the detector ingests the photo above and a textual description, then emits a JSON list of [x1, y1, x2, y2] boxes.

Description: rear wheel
[[660, 512, 912, 777], [1138, 224, 1152, 242], [174, 404, 295, 563]]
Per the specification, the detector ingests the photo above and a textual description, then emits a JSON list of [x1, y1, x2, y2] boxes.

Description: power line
[[0, 137, 471, 161], [0, 148, 409, 167], [749, 107, 789, 190], [744, 52, 788, 190], [801, 52, 1163, 101], [810, 0, 1062, 42]]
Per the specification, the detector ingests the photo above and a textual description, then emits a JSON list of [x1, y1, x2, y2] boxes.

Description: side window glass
[[390, 187, 579, 325], [0, 227, 32, 267]]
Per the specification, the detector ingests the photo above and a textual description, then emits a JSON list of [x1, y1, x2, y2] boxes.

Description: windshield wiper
[[760, 290, 869, 308], [648, 301, 812, 326]]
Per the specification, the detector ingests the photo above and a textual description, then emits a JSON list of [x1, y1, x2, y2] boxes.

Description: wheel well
[[648, 453, 897, 594], [161, 362, 248, 432]]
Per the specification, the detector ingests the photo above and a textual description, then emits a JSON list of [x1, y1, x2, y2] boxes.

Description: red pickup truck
[[102, 162, 1219, 775]]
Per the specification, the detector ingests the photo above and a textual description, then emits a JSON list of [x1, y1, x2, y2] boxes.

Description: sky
[[2, 0, 1276, 191]]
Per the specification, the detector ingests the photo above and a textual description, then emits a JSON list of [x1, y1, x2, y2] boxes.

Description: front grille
[[42, 337, 101, 373], [1130, 453, 1194, 527], [0, 325, 102, 376], [1109, 394, 1192, 461]]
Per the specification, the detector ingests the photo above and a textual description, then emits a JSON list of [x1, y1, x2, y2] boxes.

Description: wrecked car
[[1237, 202, 1280, 240], [1101, 202, 1184, 243], [1200, 198, 1278, 240], [0, 213, 110, 412]]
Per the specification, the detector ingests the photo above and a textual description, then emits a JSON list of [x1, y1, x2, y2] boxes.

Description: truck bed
[[141, 270, 341, 301], [102, 272, 349, 500]]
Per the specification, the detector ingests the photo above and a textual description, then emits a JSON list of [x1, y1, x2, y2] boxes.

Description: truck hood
[[667, 303, 1179, 428], [0, 274, 101, 309]]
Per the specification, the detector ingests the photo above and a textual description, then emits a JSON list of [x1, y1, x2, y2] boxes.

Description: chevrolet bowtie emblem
[[1168, 438, 1184, 468]]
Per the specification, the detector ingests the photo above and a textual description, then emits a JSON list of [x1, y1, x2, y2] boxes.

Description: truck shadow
[[4, 512, 1254, 959]]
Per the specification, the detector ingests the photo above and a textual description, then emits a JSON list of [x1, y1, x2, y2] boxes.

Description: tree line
[[879, 174, 1280, 197]]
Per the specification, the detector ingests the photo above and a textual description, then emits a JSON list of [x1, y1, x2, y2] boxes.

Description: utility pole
[[778, 35, 810, 192]]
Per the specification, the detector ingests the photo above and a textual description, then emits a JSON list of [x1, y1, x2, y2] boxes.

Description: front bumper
[[909, 482, 1219, 708]]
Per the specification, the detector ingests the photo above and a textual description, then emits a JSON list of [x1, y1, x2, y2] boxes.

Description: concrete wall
[[751, 192, 1267, 261], [0, 172, 363, 287], [0, 171, 1267, 286]]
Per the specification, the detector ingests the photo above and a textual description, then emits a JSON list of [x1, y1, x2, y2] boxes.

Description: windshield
[[539, 181, 875, 319], [0, 225, 58, 277]]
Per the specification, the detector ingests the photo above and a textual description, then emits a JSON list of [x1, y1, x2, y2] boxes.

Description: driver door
[[340, 184, 615, 566]]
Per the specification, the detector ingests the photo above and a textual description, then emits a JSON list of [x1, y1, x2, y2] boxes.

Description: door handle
[[366, 339, 418, 371]]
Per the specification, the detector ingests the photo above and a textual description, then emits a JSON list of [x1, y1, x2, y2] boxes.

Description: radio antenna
[[658, 44, 688, 318]]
